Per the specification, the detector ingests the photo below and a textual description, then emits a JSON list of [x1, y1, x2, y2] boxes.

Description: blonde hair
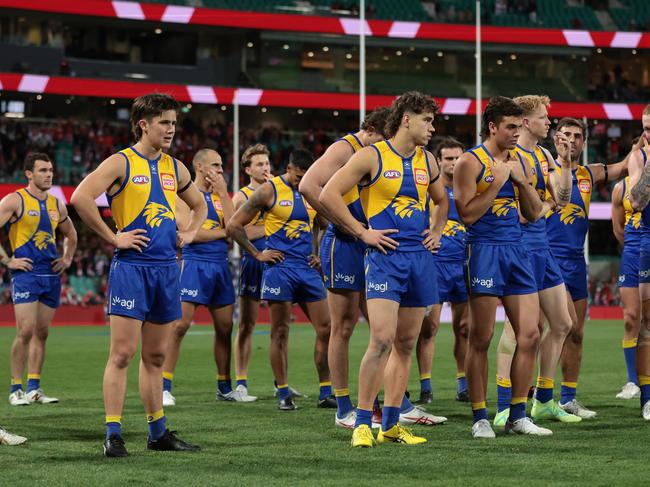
[[241, 143, 270, 169], [513, 95, 551, 116], [644, 104, 650, 116]]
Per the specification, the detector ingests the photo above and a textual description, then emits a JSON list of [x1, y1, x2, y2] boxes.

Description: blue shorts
[[11, 273, 60, 308], [261, 262, 326, 303], [365, 250, 438, 307], [239, 254, 264, 299], [180, 259, 235, 307], [435, 260, 468, 304], [107, 260, 181, 324], [320, 232, 365, 292], [619, 245, 640, 288], [529, 249, 564, 292], [639, 249, 650, 285], [466, 243, 536, 297], [556, 257, 588, 301]]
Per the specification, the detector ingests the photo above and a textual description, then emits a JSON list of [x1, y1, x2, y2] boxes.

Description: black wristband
[[603, 164, 608, 183]]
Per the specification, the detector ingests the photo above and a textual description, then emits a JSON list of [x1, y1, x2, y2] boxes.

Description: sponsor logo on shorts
[[384, 170, 401, 179], [13, 290, 30, 300], [414, 168, 428, 186], [367, 281, 389, 293], [471, 276, 494, 288], [27, 210, 39, 217], [262, 284, 281, 295], [132, 175, 150, 184], [335, 273, 356, 285], [639, 269, 650, 278], [279, 200, 293, 207], [180, 288, 199, 298], [111, 295, 135, 310], [618, 274, 625, 284], [161, 173, 176, 191], [578, 179, 591, 193], [484, 175, 495, 183], [243, 284, 258, 293]]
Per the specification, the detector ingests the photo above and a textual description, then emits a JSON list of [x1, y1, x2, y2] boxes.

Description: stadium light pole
[[475, 0, 482, 145], [359, 0, 366, 125], [233, 102, 241, 260]]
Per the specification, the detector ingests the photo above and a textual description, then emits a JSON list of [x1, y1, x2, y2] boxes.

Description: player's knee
[[110, 348, 136, 369], [394, 332, 417, 356], [624, 310, 640, 334], [271, 323, 290, 342], [142, 350, 165, 368], [567, 328, 583, 346], [516, 328, 540, 352], [33, 326, 49, 342], [455, 320, 469, 340], [16, 327, 34, 344], [335, 320, 355, 342], [173, 319, 192, 338], [469, 329, 493, 352], [369, 332, 394, 358], [237, 318, 256, 336], [315, 321, 331, 341]]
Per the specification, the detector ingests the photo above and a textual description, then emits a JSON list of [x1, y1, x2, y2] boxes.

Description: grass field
[[0, 319, 646, 486]]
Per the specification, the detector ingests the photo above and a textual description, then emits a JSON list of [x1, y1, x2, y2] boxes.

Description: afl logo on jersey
[[484, 175, 495, 183], [279, 200, 293, 207], [578, 179, 591, 193], [414, 169, 428, 186], [161, 173, 176, 191], [27, 210, 39, 217], [384, 170, 401, 179], [132, 175, 150, 185]]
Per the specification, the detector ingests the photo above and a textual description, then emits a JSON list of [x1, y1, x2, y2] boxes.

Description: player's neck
[[281, 173, 296, 188], [194, 177, 210, 193], [355, 130, 367, 146], [483, 138, 509, 161], [441, 174, 453, 188], [247, 179, 263, 189], [516, 131, 538, 152], [26, 183, 47, 200], [132, 140, 162, 160], [389, 132, 417, 157]]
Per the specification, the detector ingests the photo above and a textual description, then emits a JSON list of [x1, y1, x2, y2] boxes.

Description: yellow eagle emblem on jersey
[[33, 230, 55, 250], [492, 198, 517, 217], [202, 218, 221, 230], [631, 212, 641, 229], [443, 220, 466, 237], [282, 219, 310, 240], [391, 196, 424, 219], [143, 202, 174, 228], [559, 203, 586, 225]]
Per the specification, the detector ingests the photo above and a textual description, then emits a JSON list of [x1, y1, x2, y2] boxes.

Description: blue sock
[[162, 378, 172, 393], [236, 377, 248, 388], [471, 402, 488, 423], [147, 412, 167, 441], [105, 415, 122, 439], [639, 376, 650, 406], [277, 384, 290, 400], [420, 374, 432, 393], [26, 374, 40, 393], [623, 340, 638, 385], [496, 376, 512, 412], [218, 376, 232, 395], [400, 393, 414, 414], [508, 398, 527, 422], [382, 406, 401, 431], [10, 380, 22, 394], [334, 388, 354, 418], [456, 374, 468, 394], [319, 381, 333, 400], [560, 382, 577, 404], [354, 408, 372, 428]]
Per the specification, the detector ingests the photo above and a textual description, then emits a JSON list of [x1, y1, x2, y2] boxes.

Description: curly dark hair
[[434, 137, 465, 161], [556, 117, 587, 139], [360, 106, 390, 137], [480, 96, 524, 139], [130, 93, 180, 141], [385, 91, 439, 139]]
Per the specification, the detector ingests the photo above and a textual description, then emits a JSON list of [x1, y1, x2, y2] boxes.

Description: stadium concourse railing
[[2, 0, 650, 49], [0, 73, 647, 121]]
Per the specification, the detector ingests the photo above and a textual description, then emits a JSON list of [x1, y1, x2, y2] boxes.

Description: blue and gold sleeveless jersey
[[546, 163, 592, 259], [182, 191, 228, 262], [239, 184, 266, 252], [465, 144, 521, 244], [622, 176, 642, 247], [435, 185, 466, 261], [329, 133, 367, 241], [360, 140, 431, 251], [107, 147, 179, 265], [517, 144, 551, 249], [7, 189, 60, 275], [265, 175, 316, 261]]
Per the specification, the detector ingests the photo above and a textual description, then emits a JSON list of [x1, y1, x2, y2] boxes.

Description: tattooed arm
[[629, 149, 650, 212], [226, 182, 284, 263]]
